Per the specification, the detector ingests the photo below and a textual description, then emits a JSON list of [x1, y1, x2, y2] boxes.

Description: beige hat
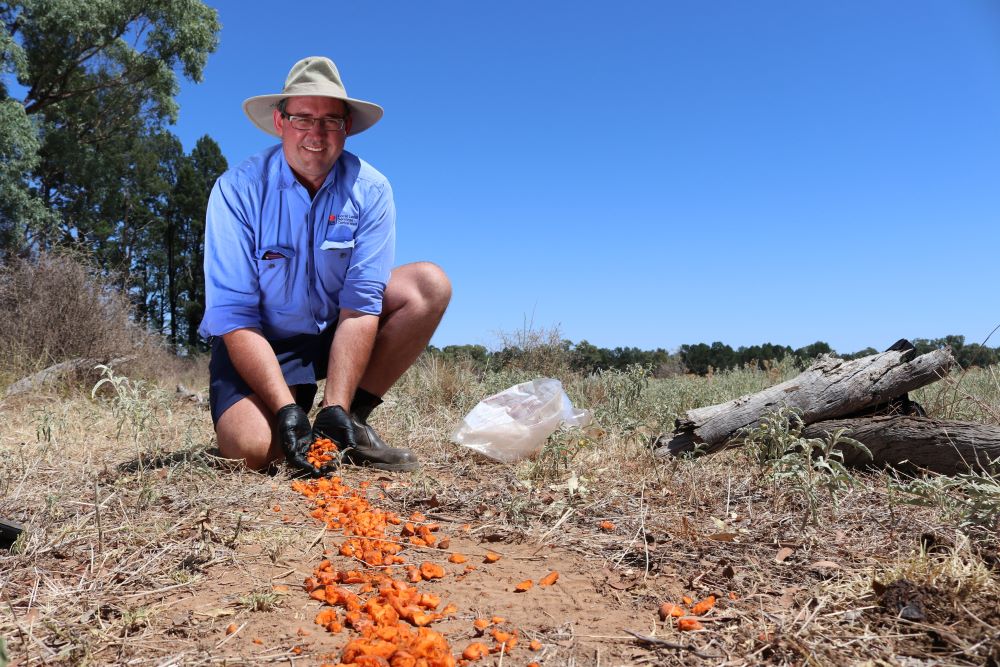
[[242, 56, 383, 137]]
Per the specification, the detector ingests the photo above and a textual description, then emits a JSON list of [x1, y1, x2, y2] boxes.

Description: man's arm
[[222, 328, 295, 414], [322, 308, 379, 409]]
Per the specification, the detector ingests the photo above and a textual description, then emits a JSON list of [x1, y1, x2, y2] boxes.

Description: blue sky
[[172, 1, 1000, 354]]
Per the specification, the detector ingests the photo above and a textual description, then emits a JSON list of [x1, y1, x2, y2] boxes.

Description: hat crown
[[242, 56, 383, 137], [283, 57, 348, 97]]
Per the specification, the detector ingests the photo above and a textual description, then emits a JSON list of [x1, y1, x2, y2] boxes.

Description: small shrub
[[0, 251, 205, 391], [0, 251, 137, 380], [493, 325, 574, 379], [741, 407, 871, 526], [575, 363, 651, 438], [897, 465, 1000, 541], [91, 364, 169, 465], [239, 590, 281, 612]]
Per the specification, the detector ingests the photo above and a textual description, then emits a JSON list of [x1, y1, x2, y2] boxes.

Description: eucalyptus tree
[[0, 0, 220, 260]]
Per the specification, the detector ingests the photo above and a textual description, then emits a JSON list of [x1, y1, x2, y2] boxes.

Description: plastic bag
[[451, 378, 592, 463]]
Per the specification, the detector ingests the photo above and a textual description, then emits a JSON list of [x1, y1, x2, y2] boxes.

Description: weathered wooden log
[[4, 356, 132, 397], [802, 416, 1000, 475], [659, 346, 956, 455], [4, 357, 98, 397]]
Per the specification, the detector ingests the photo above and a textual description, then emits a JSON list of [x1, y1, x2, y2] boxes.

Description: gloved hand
[[276, 403, 320, 475], [312, 405, 358, 452]]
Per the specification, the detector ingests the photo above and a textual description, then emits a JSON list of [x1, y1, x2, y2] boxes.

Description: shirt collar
[[274, 147, 340, 193]]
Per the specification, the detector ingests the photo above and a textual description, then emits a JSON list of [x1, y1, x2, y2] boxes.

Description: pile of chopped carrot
[[307, 437, 339, 468], [291, 448, 542, 666]]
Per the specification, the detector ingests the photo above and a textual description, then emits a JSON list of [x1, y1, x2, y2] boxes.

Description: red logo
[[329, 214, 336, 222]]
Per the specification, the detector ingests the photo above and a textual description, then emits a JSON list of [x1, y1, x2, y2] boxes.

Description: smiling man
[[199, 57, 450, 475]]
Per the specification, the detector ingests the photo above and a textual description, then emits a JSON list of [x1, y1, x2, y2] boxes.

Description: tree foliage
[[0, 0, 223, 351], [1, 0, 220, 256]]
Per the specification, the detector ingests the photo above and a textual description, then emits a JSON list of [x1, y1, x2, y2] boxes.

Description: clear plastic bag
[[451, 378, 592, 463]]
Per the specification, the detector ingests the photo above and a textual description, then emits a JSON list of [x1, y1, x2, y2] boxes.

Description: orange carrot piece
[[514, 580, 533, 592], [419, 561, 445, 579], [462, 642, 490, 660], [691, 595, 716, 615], [659, 603, 685, 620], [483, 551, 501, 563], [677, 617, 704, 631], [539, 571, 559, 586]]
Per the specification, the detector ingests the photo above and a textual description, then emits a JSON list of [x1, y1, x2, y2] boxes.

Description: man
[[199, 56, 451, 475]]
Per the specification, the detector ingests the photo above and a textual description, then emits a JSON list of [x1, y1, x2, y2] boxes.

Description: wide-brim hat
[[242, 56, 383, 137]]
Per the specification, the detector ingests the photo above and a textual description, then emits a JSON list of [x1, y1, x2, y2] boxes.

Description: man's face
[[273, 96, 352, 191]]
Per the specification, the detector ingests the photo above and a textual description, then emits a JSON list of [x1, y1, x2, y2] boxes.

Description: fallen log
[[4, 356, 133, 397], [658, 345, 956, 456], [4, 357, 98, 397], [802, 416, 1000, 475]]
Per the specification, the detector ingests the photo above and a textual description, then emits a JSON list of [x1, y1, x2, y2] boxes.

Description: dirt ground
[[155, 494, 661, 666], [3, 374, 1000, 666]]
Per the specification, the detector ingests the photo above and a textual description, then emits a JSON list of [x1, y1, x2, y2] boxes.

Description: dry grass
[[0, 252, 208, 394], [1, 351, 998, 665]]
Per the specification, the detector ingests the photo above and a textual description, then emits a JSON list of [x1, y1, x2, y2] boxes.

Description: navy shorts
[[208, 327, 336, 425]]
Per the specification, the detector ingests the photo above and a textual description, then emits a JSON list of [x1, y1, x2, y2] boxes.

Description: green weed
[[741, 407, 871, 527], [239, 590, 281, 612], [896, 465, 1000, 540], [91, 364, 168, 465]]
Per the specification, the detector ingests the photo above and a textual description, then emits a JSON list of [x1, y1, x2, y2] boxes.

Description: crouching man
[[198, 56, 450, 475]]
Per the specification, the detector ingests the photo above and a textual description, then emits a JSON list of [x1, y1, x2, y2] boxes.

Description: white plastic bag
[[451, 378, 592, 463]]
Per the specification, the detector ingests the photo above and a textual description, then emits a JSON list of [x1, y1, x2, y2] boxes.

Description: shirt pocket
[[320, 225, 355, 277], [255, 246, 296, 303]]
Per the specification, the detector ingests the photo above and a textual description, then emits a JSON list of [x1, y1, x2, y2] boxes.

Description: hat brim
[[242, 93, 384, 137]]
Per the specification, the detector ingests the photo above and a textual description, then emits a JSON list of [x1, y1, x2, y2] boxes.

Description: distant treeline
[[427, 335, 999, 377]]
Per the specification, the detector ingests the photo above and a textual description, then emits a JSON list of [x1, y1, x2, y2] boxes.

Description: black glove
[[276, 403, 319, 475], [312, 405, 359, 452]]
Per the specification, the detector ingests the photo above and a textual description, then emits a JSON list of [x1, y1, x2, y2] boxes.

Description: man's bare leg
[[215, 262, 449, 471], [359, 261, 452, 395], [216, 394, 282, 471], [216, 385, 311, 471]]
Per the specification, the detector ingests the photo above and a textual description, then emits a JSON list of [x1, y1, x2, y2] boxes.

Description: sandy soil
[[145, 473, 686, 666]]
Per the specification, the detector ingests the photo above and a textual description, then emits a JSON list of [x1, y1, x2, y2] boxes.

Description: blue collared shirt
[[198, 145, 395, 341]]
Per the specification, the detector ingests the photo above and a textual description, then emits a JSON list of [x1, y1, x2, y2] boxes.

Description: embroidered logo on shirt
[[328, 214, 336, 222]]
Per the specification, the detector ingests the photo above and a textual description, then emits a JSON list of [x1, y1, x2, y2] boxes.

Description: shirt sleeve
[[339, 180, 396, 315], [198, 175, 262, 337]]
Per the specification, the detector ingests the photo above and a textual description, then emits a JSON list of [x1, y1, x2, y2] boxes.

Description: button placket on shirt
[[309, 185, 339, 332]]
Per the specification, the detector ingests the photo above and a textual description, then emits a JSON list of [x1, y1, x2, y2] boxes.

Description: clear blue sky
[[172, 1, 1000, 354]]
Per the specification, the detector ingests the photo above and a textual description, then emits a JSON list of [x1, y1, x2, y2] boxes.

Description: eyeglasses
[[281, 113, 347, 132]]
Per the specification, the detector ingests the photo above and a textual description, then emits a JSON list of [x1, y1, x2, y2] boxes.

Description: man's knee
[[410, 261, 452, 310], [216, 396, 281, 471], [390, 262, 451, 313]]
